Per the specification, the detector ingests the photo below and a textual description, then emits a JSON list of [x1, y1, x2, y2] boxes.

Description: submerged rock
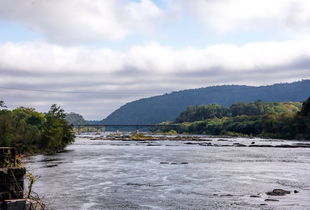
[[250, 195, 261, 198], [184, 142, 198, 145], [233, 143, 247, 147], [170, 162, 189, 165], [220, 194, 233, 197], [266, 189, 290, 196], [249, 145, 273, 147], [295, 143, 310, 147], [198, 143, 212, 146], [45, 164, 58, 168], [275, 145, 299, 148], [146, 143, 161, 146], [218, 139, 229, 142], [265, 199, 279, 202]]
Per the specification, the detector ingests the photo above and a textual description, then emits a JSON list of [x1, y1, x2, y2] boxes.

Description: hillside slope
[[102, 80, 310, 124], [65, 112, 86, 125]]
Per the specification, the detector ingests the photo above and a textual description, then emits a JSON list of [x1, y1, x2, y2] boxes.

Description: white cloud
[[2, 0, 310, 44], [183, 0, 310, 34], [1, 39, 310, 78], [0, 39, 310, 119], [0, 0, 164, 43]]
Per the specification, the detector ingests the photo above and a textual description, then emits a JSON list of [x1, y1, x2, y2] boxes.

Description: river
[[26, 135, 310, 210]]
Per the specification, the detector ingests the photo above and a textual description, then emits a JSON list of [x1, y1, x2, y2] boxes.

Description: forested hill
[[65, 112, 86, 125], [102, 80, 310, 125]]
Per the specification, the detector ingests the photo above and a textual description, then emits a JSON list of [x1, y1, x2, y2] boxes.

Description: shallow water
[[26, 136, 310, 210]]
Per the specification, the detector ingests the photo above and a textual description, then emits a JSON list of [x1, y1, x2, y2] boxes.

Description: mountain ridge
[[101, 80, 310, 125]]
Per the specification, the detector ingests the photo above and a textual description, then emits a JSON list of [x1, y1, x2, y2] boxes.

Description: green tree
[[0, 103, 75, 154], [0, 100, 7, 108], [176, 104, 230, 123]]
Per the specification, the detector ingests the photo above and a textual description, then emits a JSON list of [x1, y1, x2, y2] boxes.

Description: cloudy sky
[[0, 0, 310, 119]]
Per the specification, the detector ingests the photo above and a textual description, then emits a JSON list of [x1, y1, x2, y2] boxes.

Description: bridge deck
[[74, 124, 178, 127]]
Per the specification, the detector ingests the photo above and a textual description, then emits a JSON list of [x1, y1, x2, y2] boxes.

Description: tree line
[[155, 99, 310, 140], [0, 102, 75, 154]]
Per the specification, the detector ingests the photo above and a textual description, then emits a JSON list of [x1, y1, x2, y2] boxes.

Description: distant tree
[[175, 104, 230, 123], [0, 100, 7, 108], [230, 100, 301, 117], [298, 97, 310, 117], [293, 97, 310, 139], [160, 99, 308, 139], [65, 112, 86, 125], [42, 104, 74, 151], [46, 104, 66, 119]]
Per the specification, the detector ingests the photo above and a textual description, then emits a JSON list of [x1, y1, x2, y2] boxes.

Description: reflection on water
[[26, 136, 310, 210]]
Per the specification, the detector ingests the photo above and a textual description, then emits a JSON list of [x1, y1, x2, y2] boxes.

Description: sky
[[0, 0, 310, 120]]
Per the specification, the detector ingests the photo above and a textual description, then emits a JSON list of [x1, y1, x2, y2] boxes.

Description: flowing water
[[26, 135, 310, 210]]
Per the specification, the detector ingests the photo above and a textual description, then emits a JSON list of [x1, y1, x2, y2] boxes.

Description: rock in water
[[265, 199, 279, 202], [250, 195, 260, 198], [266, 189, 290, 196]]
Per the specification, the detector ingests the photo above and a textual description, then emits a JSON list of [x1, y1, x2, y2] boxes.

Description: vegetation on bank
[[0, 102, 75, 154], [175, 101, 301, 123], [154, 99, 310, 140]]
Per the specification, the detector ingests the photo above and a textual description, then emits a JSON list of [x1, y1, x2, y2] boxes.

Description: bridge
[[74, 124, 179, 127], [73, 124, 179, 132]]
